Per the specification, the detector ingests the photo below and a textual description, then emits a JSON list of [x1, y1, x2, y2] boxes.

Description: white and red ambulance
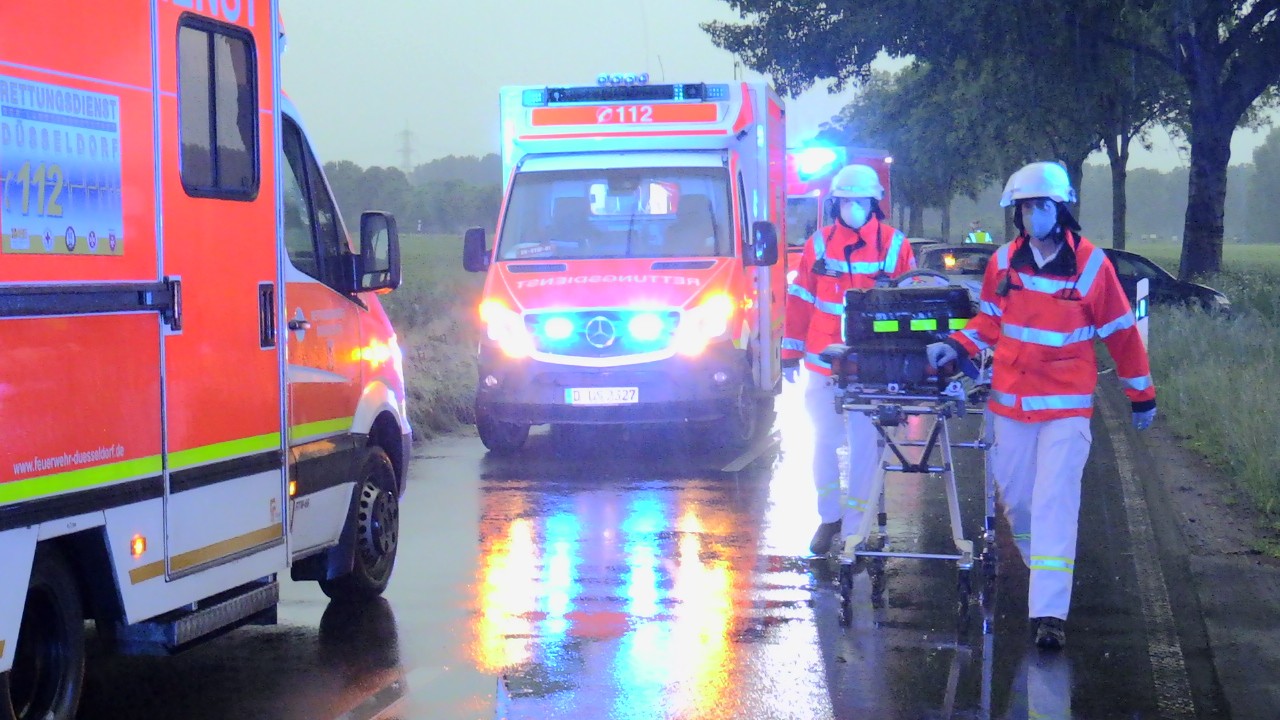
[[0, 3, 411, 717], [463, 76, 787, 453]]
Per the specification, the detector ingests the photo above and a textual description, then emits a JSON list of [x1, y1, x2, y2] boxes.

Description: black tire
[[476, 409, 529, 454], [719, 383, 773, 450], [320, 447, 400, 602], [0, 546, 85, 720]]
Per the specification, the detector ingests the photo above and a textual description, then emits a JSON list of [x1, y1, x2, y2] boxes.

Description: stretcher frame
[[829, 373, 998, 626]]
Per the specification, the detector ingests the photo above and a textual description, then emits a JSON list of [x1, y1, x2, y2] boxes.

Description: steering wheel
[[892, 269, 954, 288]]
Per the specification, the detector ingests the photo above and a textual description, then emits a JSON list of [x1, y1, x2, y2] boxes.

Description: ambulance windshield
[[496, 167, 732, 260], [785, 196, 819, 246]]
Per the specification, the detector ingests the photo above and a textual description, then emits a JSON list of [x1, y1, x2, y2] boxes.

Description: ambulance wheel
[[721, 385, 771, 449], [476, 411, 529, 454], [0, 545, 85, 720], [320, 447, 399, 602]]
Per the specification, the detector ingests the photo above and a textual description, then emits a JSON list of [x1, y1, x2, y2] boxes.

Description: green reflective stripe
[[873, 320, 899, 333], [168, 433, 282, 471], [845, 498, 870, 512], [910, 318, 938, 331], [291, 417, 353, 440], [1030, 556, 1074, 572], [0, 456, 162, 504], [948, 318, 968, 330]]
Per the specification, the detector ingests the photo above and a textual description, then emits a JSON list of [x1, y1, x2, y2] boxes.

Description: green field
[[381, 233, 485, 438], [1122, 239, 1280, 275]]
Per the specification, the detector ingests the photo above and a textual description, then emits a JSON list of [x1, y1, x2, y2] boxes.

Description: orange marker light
[[943, 254, 957, 270], [288, 480, 297, 497], [130, 535, 146, 558]]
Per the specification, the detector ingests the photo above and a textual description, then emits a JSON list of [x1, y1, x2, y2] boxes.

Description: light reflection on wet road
[[78, 381, 1208, 719]]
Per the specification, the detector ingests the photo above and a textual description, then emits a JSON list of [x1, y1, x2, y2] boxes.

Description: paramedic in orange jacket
[[926, 161, 1156, 651], [781, 164, 916, 557]]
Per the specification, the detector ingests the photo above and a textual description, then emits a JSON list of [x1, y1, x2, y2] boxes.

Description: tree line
[[704, 0, 1280, 278], [323, 154, 501, 235]]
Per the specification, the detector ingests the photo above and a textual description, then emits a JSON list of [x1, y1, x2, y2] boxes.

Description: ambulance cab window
[[281, 118, 347, 289], [178, 18, 258, 198]]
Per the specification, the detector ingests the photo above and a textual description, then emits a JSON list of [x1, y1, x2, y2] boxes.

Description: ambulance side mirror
[[356, 211, 401, 293], [746, 221, 779, 267], [463, 227, 490, 272]]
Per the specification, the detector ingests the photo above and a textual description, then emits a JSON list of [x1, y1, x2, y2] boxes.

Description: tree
[[703, 1, 1113, 235], [1101, 1, 1280, 276]]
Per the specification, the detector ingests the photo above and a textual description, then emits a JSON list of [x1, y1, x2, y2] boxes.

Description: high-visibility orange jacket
[[948, 232, 1156, 422], [783, 217, 916, 375]]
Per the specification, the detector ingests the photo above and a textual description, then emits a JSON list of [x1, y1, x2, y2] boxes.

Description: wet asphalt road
[[76, 382, 1223, 719]]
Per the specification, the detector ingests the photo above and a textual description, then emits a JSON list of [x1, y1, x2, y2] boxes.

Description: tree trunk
[[908, 205, 925, 237], [940, 203, 952, 241], [1004, 205, 1017, 242], [1104, 132, 1131, 250], [1180, 101, 1231, 279]]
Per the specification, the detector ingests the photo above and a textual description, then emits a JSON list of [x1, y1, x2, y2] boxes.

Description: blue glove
[[782, 359, 799, 384], [1133, 407, 1157, 431], [926, 341, 958, 369]]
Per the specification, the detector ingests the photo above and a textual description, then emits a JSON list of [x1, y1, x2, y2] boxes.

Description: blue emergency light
[[793, 146, 847, 181]]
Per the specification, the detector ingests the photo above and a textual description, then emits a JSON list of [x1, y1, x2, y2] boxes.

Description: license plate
[[565, 387, 639, 405]]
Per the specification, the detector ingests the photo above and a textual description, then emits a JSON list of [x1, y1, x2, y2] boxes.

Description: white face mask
[[1024, 203, 1058, 240], [840, 200, 870, 229]]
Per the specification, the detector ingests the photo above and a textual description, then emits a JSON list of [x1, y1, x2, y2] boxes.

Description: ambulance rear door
[[154, 3, 288, 582]]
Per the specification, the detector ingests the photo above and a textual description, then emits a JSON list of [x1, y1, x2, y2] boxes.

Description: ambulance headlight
[[673, 293, 735, 356], [627, 313, 665, 342], [479, 299, 533, 358]]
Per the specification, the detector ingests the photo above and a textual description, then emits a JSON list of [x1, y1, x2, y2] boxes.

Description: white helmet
[[999, 161, 1076, 207], [829, 164, 884, 200]]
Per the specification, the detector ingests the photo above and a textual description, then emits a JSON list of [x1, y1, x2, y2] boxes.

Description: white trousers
[[803, 373, 885, 536], [991, 413, 1092, 620]]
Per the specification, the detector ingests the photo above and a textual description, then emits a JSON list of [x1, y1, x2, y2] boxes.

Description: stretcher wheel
[[869, 558, 887, 609], [838, 563, 855, 627]]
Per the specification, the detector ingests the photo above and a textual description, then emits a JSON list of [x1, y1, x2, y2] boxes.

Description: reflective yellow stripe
[[0, 456, 162, 504], [291, 417, 353, 440], [168, 432, 282, 471], [129, 523, 284, 584]]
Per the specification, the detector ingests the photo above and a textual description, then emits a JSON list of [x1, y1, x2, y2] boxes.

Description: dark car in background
[[1102, 248, 1231, 313], [913, 243, 999, 307]]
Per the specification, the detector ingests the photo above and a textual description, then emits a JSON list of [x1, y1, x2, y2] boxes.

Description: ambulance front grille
[[526, 309, 681, 358]]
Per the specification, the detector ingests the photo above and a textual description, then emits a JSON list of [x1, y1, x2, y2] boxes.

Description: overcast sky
[[278, 0, 1272, 174]]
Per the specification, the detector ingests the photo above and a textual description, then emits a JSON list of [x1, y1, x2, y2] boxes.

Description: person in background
[[926, 161, 1156, 650], [965, 219, 993, 244], [781, 163, 916, 557]]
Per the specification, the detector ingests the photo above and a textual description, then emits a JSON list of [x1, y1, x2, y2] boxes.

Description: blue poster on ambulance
[[1, 75, 124, 255]]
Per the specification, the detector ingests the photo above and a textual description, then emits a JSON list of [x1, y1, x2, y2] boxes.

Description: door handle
[[288, 319, 311, 331]]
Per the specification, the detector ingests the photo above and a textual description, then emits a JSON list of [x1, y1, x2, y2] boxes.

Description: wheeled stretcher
[[819, 281, 998, 626]]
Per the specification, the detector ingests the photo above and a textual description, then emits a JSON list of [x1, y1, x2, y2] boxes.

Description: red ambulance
[[785, 145, 893, 267], [463, 76, 786, 453], [1, 3, 410, 717]]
